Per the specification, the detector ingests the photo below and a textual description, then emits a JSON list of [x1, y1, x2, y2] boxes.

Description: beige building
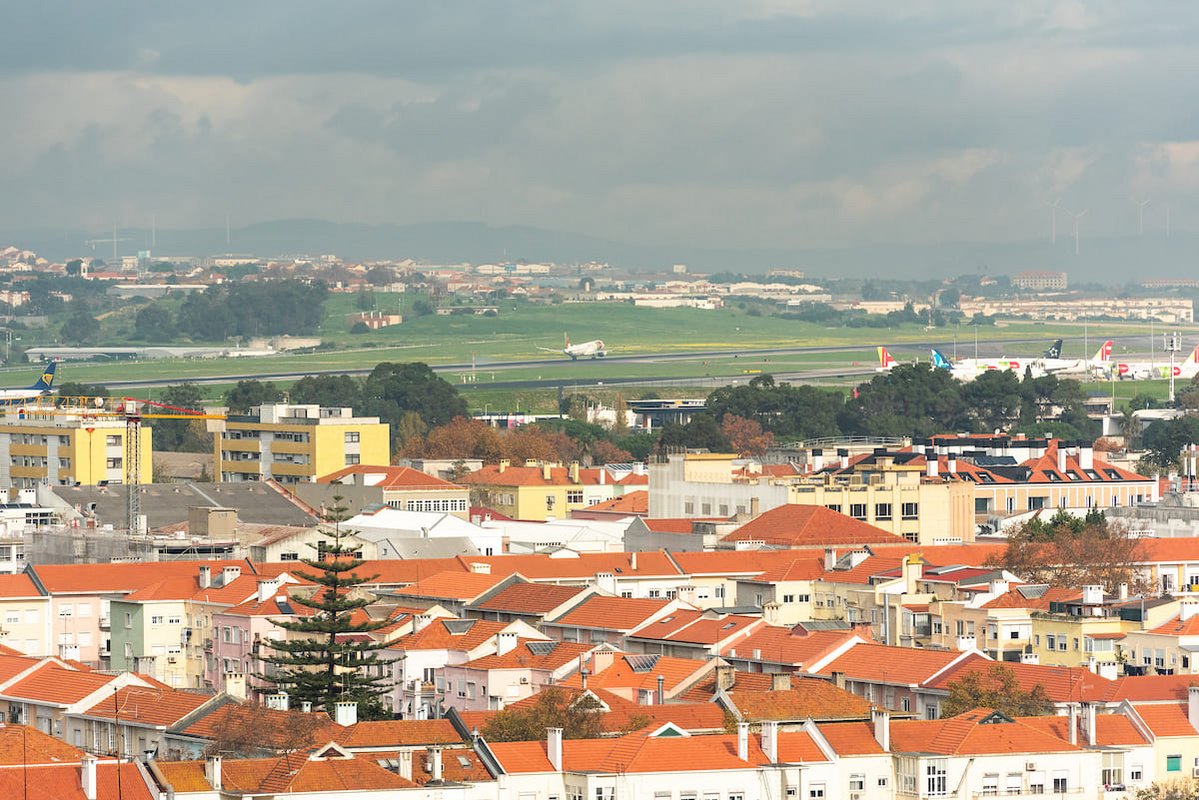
[[296, 464, 470, 519], [1012, 270, 1068, 290], [960, 296, 1192, 323], [0, 409, 152, 489]]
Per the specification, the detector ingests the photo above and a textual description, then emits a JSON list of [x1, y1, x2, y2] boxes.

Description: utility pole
[[1166, 332, 1182, 405]]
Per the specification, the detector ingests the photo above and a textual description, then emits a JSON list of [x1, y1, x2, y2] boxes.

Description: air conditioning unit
[[519, 677, 530, 684], [851, 794, 862, 800], [1025, 763, 1036, 771], [167, 657, 177, 664]]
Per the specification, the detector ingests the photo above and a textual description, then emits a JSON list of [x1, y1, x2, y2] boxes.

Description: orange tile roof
[[317, 464, 464, 490], [1138, 538, 1199, 563], [389, 618, 509, 652], [180, 703, 343, 746], [727, 680, 872, 722], [83, 686, 212, 727], [816, 643, 968, 686], [160, 754, 416, 793], [820, 556, 905, 586], [672, 548, 831, 577], [583, 491, 648, 514], [0, 574, 41, 598], [29, 559, 253, 594], [0, 723, 87, 764], [503, 687, 726, 734], [559, 653, 710, 694], [124, 572, 267, 605], [460, 464, 611, 488], [640, 518, 705, 533], [335, 719, 461, 749], [3, 664, 118, 705], [1021, 442, 1149, 484], [1150, 614, 1199, 636], [331, 558, 470, 587], [924, 658, 1115, 703], [1023, 714, 1149, 746], [463, 640, 593, 671], [0, 762, 153, 800], [722, 505, 906, 547], [472, 582, 587, 615], [0, 654, 46, 685], [223, 585, 319, 618], [550, 596, 670, 631], [816, 721, 885, 755], [724, 627, 861, 669], [890, 708, 1079, 755], [982, 586, 1081, 610], [1109, 674, 1199, 703], [1132, 703, 1198, 737], [395, 570, 509, 601], [414, 748, 490, 783]]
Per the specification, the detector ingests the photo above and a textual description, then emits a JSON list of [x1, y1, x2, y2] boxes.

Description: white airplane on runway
[[1107, 343, 1199, 380], [539, 334, 607, 360], [1039, 340, 1112, 376], [0, 361, 57, 403], [876, 346, 899, 372], [931, 348, 1047, 381]]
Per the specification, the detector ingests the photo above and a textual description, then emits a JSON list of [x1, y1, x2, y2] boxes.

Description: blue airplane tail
[[30, 361, 56, 392], [930, 349, 953, 370]]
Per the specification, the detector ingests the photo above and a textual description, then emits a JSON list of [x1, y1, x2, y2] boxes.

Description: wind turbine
[[1047, 198, 1060, 244], [1133, 197, 1151, 235], [1065, 208, 1087, 256]]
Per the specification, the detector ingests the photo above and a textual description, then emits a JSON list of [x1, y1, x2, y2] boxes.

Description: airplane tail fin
[[564, 333, 571, 348], [877, 346, 897, 369], [31, 361, 56, 392], [1091, 340, 1113, 364], [930, 349, 953, 369], [1043, 338, 1064, 359], [1186, 344, 1199, 366]]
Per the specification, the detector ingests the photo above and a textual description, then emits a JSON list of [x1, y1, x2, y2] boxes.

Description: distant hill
[[3, 219, 1196, 283]]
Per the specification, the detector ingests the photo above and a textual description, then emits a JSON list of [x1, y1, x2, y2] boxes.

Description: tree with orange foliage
[[401, 416, 504, 461], [721, 414, 774, 457]]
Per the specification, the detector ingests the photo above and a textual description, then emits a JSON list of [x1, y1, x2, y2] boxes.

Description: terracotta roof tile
[[395, 571, 508, 602], [463, 639, 592, 671], [724, 627, 861, 669], [816, 643, 969, 686], [1132, 703, 1198, 737], [335, 719, 461, 749], [0, 723, 87, 763], [583, 491, 648, 514], [1109, 674, 1199, 703], [550, 596, 670, 631], [558, 653, 710, 694], [414, 748, 490, 783], [83, 686, 212, 727], [0, 762, 153, 800], [1022, 714, 1149, 746], [3, 664, 119, 705], [460, 464, 612, 488], [472, 583, 587, 615], [1149, 614, 1199, 636], [982, 586, 1081, 610], [389, 619, 509, 652], [317, 465, 464, 490], [0, 574, 41, 598], [890, 708, 1079, 755], [925, 658, 1115, 703], [816, 721, 885, 755], [180, 703, 342, 747], [726, 679, 872, 722], [29, 559, 253, 594], [160, 754, 416, 793], [722, 505, 906, 547]]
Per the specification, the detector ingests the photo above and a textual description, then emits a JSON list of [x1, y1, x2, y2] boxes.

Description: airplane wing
[[536, 347, 563, 353]]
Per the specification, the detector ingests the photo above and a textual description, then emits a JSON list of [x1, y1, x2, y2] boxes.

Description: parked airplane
[[876, 346, 899, 372], [0, 361, 57, 402], [1039, 340, 1112, 376], [931, 348, 1046, 381], [539, 334, 607, 360], [1108, 343, 1199, 380]]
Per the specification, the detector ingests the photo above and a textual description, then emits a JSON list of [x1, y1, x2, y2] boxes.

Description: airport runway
[[88, 333, 1127, 390]]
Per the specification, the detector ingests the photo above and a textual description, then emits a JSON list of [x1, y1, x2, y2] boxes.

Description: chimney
[[630, 551, 638, 570], [205, 755, 223, 791], [599, 468, 607, 485], [300, 701, 312, 713], [1189, 687, 1199, 733], [334, 700, 357, 727], [81, 754, 98, 800], [716, 664, 736, 692], [221, 565, 241, 586], [580, 667, 589, 689], [837, 448, 849, 469], [498, 459, 509, 474], [1080, 443, 1094, 470], [925, 449, 938, 478], [749, 497, 760, 517], [1181, 599, 1199, 622], [824, 547, 836, 571], [429, 746, 443, 782], [542, 462, 553, 481], [470, 562, 492, 574], [1056, 443, 1067, 473], [946, 457, 957, 474], [198, 565, 211, 590], [1082, 585, 1104, 605], [1118, 582, 1129, 601], [1067, 704, 1078, 746], [832, 671, 846, 690], [771, 672, 791, 692], [257, 578, 280, 604], [223, 671, 246, 701], [569, 462, 580, 484], [811, 448, 824, 472], [1082, 701, 1097, 746], [871, 707, 890, 751], [656, 674, 665, 705], [497, 631, 519, 656], [266, 691, 289, 712], [414, 613, 434, 631], [737, 722, 749, 761], [594, 571, 617, 595], [903, 555, 923, 594], [398, 750, 413, 781], [547, 728, 563, 771], [761, 720, 779, 763]]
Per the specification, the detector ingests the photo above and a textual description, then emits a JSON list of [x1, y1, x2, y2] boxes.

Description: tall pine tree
[[260, 500, 391, 717]]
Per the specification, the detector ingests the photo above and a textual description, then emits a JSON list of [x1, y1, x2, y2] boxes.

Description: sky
[[4, 1, 1199, 251]]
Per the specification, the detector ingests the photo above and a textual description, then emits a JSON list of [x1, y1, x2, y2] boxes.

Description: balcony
[[98, 617, 110, 631]]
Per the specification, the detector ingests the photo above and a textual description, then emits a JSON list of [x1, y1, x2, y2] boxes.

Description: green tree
[[657, 413, 729, 452], [962, 370, 1023, 431], [839, 364, 970, 438], [260, 503, 390, 716], [152, 383, 211, 452], [1132, 778, 1199, 800], [942, 664, 1054, 718], [366, 265, 394, 286], [60, 311, 100, 345], [133, 304, 176, 340], [56, 381, 109, 401], [1142, 417, 1199, 469], [223, 380, 283, 414], [290, 374, 364, 410], [986, 512, 1147, 593], [355, 289, 376, 311], [612, 393, 630, 437], [362, 362, 468, 430]]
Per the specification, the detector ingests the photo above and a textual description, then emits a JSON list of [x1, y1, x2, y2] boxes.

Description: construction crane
[[17, 396, 226, 534], [84, 225, 136, 262]]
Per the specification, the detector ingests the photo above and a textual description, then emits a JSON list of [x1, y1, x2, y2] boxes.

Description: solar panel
[[526, 641, 558, 656], [624, 654, 660, 673]]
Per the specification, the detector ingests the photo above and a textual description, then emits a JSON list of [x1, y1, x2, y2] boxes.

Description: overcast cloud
[[4, 1, 1199, 250]]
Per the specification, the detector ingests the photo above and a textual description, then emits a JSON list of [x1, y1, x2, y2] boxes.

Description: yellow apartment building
[[458, 460, 623, 521], [215, 403, 390, 484], [0, 410, 152, 489], [1027, 586, 1135, 669]]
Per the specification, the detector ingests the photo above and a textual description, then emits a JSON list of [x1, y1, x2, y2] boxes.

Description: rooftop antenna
[[1048, 198, 1060, 244], [1133, 197, 1151, 235], [1065, 208, 1087, 256], [151, 214, 156, 249], [225, 213, 231, 247]]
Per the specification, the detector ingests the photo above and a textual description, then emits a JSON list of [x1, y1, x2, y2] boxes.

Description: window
[[124, 612, 132, 628], [1101, 752, 1123, 787], [826, 504, 841, 513], [878, 778, 888, 788], [684, 502, 694, 515], [566, 490, 583, 504], [344, 431, 360, 443], [567, 787, 585, 800], [849, 774, 865, 791], [783, 594, 795, 603], [59, 605, 73, 618], [1052, 772, 1068, 793], [809, 784, 825, 799], [981, 774, 998, 796], [1046, 634, 1056, 650], [898, 758, 918, 795], [77, 604, 91, 618], [3, 612, 16, 626], [1029, 773, 1045, 794], [1167, 754, 1181, 772], [596, 788, 615, 800], [901, 502, 919, 519], [1130, 765, 1143, 782], [875, 502, 892, 520], [345, 454, 360, 465], [850, 503, 867, 520], [280, 552, 299, 561], [168, 616, 182, 625], [926, 760, 948, 796], [1006, 774, 1022, 795]]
